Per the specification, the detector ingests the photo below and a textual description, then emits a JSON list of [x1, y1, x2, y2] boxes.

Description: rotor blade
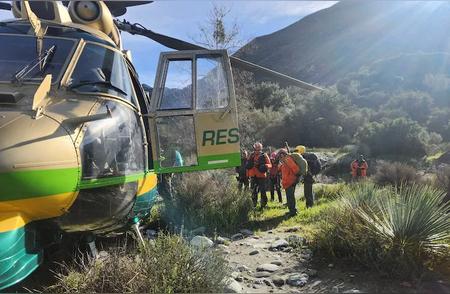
[[115, 20, 322, 90], [105, 1, 153, 17]]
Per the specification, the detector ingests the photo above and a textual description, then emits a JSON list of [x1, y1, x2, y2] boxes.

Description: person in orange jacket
[[268, 152, 282, 203], [278, 149, 300, 216], [246, 142, 272, 208], [235, 150, 250, 191], [351, 154, 368, 179]]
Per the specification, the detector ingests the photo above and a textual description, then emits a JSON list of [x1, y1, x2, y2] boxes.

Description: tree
[[192, 4, 243, 50]]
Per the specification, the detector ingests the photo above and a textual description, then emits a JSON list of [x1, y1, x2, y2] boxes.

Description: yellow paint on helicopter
[[0, 191, 79, 232], [137, 173, 157, 197]]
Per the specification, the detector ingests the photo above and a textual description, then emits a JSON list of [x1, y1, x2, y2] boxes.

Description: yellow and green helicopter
[[0, 0, 320, 289]]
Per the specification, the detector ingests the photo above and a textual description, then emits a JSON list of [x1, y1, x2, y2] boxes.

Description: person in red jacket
[[278, 149, 300, 216], [246, 142, 272, 208], [351, 154, 368, 180], [268, 152, 282, 203]]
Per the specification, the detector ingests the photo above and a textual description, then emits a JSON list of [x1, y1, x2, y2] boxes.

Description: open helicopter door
[[148, 50, 241, 173]]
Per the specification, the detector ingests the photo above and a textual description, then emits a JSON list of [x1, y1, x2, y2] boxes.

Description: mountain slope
[[236, 1, 450, 85]]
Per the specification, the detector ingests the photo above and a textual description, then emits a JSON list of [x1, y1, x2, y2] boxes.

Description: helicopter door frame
[[147, 50, 241, 174]]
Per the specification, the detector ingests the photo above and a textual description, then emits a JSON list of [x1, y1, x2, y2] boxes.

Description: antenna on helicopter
[[115, 19, 323, 91]]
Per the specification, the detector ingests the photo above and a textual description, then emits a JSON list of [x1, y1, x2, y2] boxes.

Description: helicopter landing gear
[[84, 234, 98, 258], [131, 217, 146, 247]]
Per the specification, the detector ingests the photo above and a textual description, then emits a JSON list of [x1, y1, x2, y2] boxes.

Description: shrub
[[436, 165, 450, 202], [46, 235, 228, 293], [314, 182, 450, 278], [373, 161, 422, 187], [314, 183, 346, 201], [356, 118, 430, 158], [161, 170, 253, 234]]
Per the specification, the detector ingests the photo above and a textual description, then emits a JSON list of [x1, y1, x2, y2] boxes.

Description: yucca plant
[[355, 184, 450, 277], [340, 182, 388, 211]]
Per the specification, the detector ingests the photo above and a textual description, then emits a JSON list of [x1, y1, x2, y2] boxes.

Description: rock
[[287, 235, 305, 247], [145, 229, 157, 239], [349, 274, 355, 278], [268, 230, 273, 234], [400, 281, 412, 288], [237, 265, 249, 272], [272, 276, 285, 287], [285, 227, 300, 233], [252, 235, 261, 239], [216, 236, 227, 245], [254, 271, 272, 278], [263, 279, 273, 287], [305, 268, 318, 278], [231, 272, 240, 279], [235, 276, 244, 282], [240, 229, 254, 236], [97, 250, 109, 260], [343, 289, 363, 294], [231, 233, 244, 241], [282, 247, 292, 253], [270, 260, 282, 266], [254, 279, 265, 285], [328, 263, 334, 268], [256, 264, 279, 272], [224, 278, 243, 293], [249, 250, 259, 256], [287, 273, 308, 287], [310, 280, 322, 288], [190, 236, 213, 248], [269, 239, 289, 251], [190, 226, 206, 235]]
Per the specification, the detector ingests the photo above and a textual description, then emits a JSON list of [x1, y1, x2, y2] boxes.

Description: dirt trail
[[220, 228, 450, 294]]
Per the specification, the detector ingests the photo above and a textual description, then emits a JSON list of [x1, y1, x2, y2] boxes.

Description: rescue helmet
[[253, 142, 263, 151], [294, 145, 306, 154]]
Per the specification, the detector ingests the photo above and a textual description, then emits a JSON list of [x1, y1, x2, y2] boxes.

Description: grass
[[246, 183, 340, 239]]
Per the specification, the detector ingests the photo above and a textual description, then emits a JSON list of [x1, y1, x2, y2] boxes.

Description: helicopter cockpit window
[[196, 55, 229, 110], [159, 60, 193, 110], [0, 35, 75, 83], [69, 43, 137, 105], [80, 101, 145, 179]]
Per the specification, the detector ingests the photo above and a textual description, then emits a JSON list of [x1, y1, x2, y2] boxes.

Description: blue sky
[[0, 1, 337, 85]]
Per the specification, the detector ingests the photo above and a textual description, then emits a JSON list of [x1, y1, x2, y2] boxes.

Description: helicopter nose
[[0, 110, 80, 223]]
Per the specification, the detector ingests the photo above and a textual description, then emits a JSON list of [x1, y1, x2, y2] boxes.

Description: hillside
[[236, 1, 450, 85]]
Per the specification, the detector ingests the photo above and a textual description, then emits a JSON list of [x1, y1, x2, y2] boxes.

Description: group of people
[[236, 142, 321, 216]]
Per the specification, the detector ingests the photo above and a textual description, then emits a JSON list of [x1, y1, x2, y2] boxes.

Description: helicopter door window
[[159, 59, 193, 110], [156, 116, 197, 168], [196, 55, 229, 110]]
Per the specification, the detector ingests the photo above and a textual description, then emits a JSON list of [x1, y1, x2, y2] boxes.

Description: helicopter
[[0, 0, 321, 289]]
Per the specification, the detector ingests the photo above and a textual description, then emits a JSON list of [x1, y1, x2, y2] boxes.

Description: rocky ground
[[189, 228, 450, 294]]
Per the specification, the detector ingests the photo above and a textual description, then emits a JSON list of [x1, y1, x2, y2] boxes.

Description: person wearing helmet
[[246, 142, 272, 208], [236, 150, 250, 191], [269, 151, 282, 203], [351, 154, 368, 179], [278, 148, 300, 216]]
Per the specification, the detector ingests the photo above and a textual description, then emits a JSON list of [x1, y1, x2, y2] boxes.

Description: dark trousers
[[238, 177, 249, 191], [304, 174, 314, 208], [285, 185, 297, 214], [269, 176, 282, 202], [251, 177, 268, 208]]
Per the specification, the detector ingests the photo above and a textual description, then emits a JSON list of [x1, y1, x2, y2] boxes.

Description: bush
[[373, 161, 422, 187], [356, 118, 430, 158], [314, 182, 450, 279], [314, 183, 346, 201], [161, 170, 253, 234], [436, 165, 450, 202], [46, 235, 228, 293]]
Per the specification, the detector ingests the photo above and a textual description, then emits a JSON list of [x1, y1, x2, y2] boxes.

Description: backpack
[[289, 152, 308, 177], [303, 152, 321, 176]]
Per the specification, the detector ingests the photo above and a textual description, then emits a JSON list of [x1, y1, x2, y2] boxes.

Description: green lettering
[[228, 128, 240, 144], [216, 129, 228, 145], [202, 130, 215, 146]]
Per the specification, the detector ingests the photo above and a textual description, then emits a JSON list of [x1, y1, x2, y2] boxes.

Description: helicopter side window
[[196, 55, 229, 110], [159, 59, 193, 110], [69, 43, 137, 105], [80, 101, 145, 179]]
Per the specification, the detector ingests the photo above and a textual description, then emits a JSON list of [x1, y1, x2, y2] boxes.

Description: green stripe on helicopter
[[0, 168, 79, 201], [153, 152, 240, 174], [79, 172, 146, 189]]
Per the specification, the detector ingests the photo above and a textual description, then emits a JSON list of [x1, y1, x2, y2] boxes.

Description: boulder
[[254, 271, 272, 278], [224, 278, 243, 293], [257, 264, 279, 272], [231, 233, 244, 241], [249, 250, 259, 256], [272, 276, 285, 287], [240, 229, 254, 236], [287, 273, 308, 287], [269, 239, 289, 251], [190, 236, 213, 248]]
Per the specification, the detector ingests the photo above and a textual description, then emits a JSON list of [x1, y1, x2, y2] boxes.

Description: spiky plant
[[356, 184, 450, 276]]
